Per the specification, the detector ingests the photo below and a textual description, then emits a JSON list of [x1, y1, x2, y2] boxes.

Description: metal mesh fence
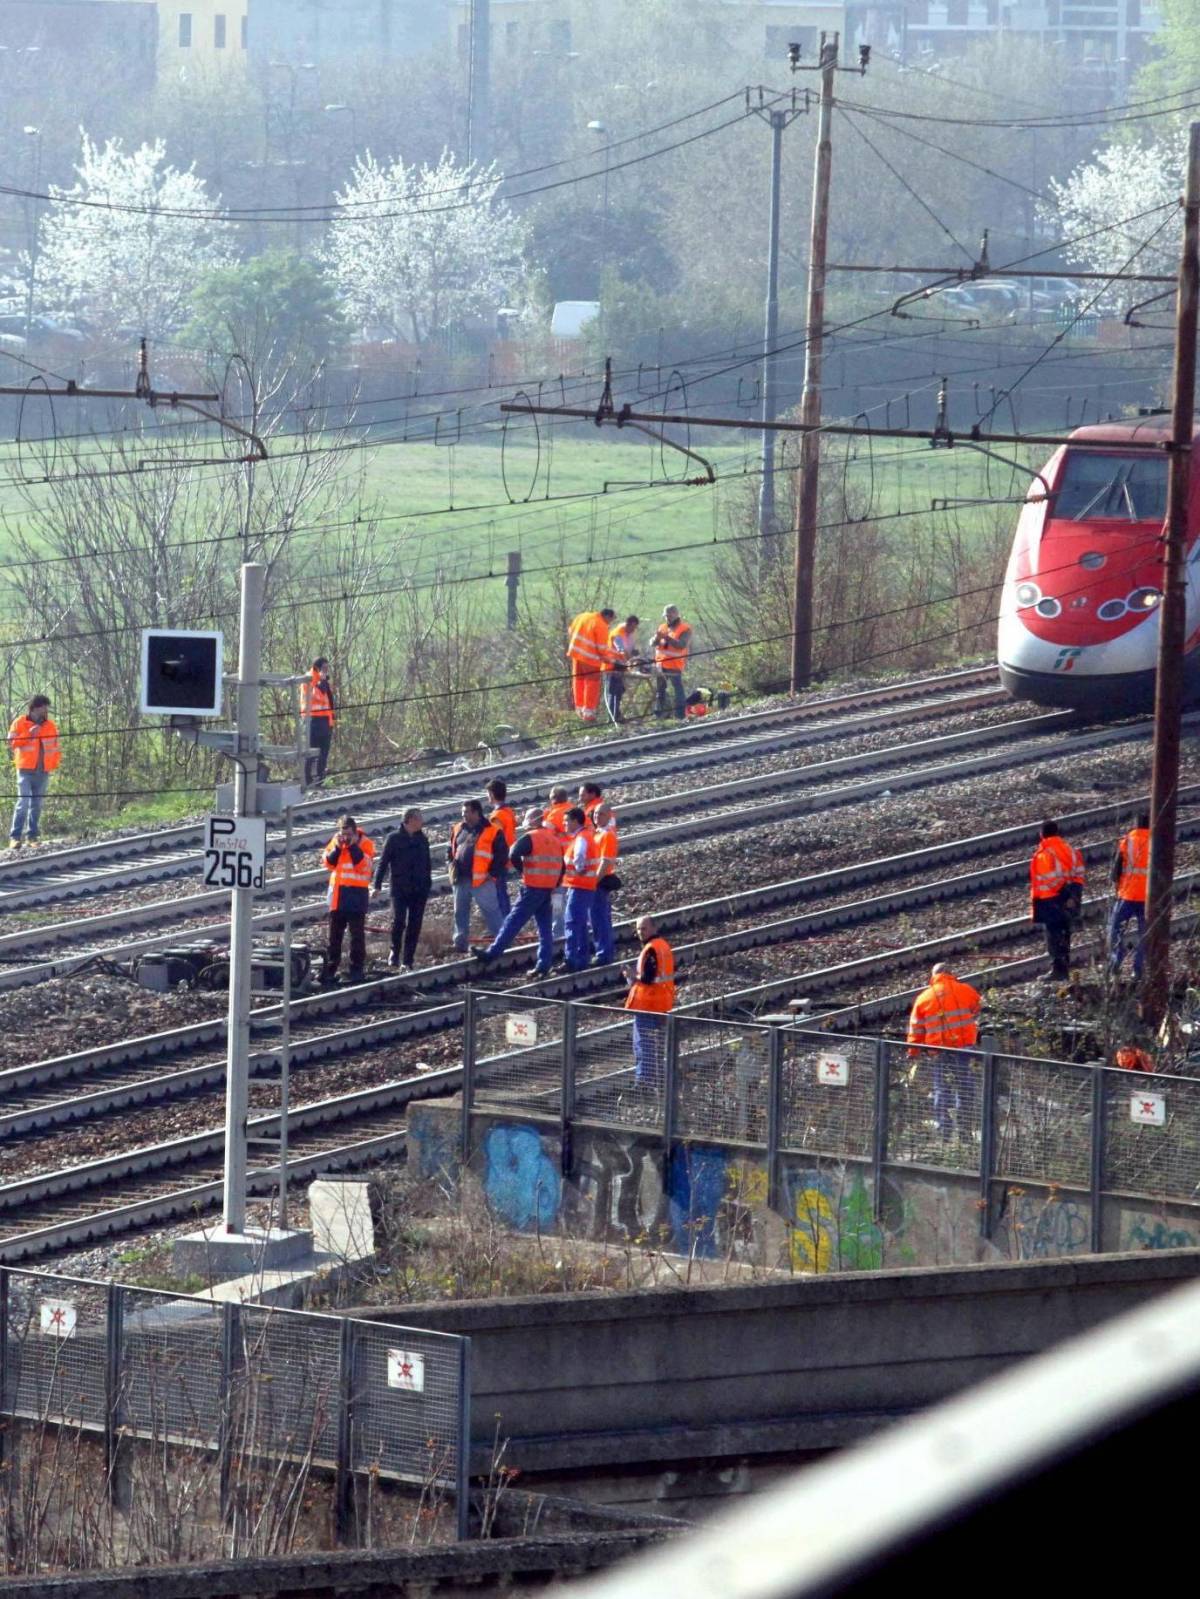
[[3, 1270, 109, 1430], [886, 1042, 982, 1173], [471, 990, 566, 1118], [119, 1288, 225, 1446], [351, 1322, 463, 1491], [1102, 1068, 1200, 1202], [780, 1031, 876, 1160], [572, 1004, 652, 1129], [995, 1055, 1093, 1189], [675, 1017, 771, 1147], [237, 1305, 342, 1465]]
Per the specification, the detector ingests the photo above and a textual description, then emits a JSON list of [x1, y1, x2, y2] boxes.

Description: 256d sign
[[203, 815, 267, 890]]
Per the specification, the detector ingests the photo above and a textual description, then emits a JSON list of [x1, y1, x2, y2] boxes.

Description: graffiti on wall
[[1002, 1190, 1090, 1261], [482, 1125, 561, 1232], [784, 1167, 884, 1273], [568, 1132, 667, 1242], [1124, 1215, 1199, 1252]]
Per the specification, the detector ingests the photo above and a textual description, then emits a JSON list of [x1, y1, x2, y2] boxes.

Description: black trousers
[[390, 890, 428, 965], [306, 717, 333, 784], [328, 909, 366, 975], [1040, 905, 1072, 976]]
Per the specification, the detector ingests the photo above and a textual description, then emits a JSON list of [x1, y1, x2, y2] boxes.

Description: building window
[[214, 12, 226, 47], [178, 11, 192, 46], [241, 13, 247, 47]]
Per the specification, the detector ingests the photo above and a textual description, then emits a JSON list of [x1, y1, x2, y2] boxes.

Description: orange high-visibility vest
[[606, 625, 636, 670], [301, 673, 335, 722], [543, 801, 573, 840], [654, 619, 691, 672], [1115, 1045, 1154, 1073], [906, 973, 981, 1052], [450, 821, 500, 888], [7, 715, 60, 773], [1030, 836, 1081, 901], [597, 821, 619, 875], [567, 611, 611, 670], [324, 831, 374, 910], [563, 827, 601, 890], [521, 827, 565, 890], [1116, 827, 1150, 903], [626, 937, 676, 1014], [490, 805, 516, 848]]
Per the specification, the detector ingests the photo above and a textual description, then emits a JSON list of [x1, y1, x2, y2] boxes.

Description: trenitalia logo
[[1053, 648, 1083, 673]]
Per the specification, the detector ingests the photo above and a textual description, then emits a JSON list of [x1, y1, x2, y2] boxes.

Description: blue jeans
[[633, 1013, 665, 1087], [603, 672, 626, 724], [11, 771, 49, 841], [655, 671, 686, 719], [453, 878, 504, 949], [590, 889, 615, 964], [496, 869, 512, 914], [563, 887, 597, 969], [1109, 897, 1146, 978], [931, 1051, 974, 1137], [486, 886, 554, 971], [551, 889, 566, 941]]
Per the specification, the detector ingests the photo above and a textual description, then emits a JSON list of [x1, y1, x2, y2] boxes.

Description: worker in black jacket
[[372, 807, 433, 970]]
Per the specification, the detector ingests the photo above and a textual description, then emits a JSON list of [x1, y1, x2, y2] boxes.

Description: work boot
[[387, 950, 400, 969], [6, 840, 19, 852], [346, 968, 366, 985]]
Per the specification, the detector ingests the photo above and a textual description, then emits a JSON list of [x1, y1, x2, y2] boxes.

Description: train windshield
[[1053, 450, 1168, 522]]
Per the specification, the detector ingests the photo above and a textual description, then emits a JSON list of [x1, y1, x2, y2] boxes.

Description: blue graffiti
[[409, 1110, 456, 1186], [482, 1125, 561, 1232], [666, 1145, 730, 1256]]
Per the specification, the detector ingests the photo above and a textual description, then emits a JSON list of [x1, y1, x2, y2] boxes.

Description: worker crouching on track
[[624, 915, 675, 1090], [1030, 819, 1086, 981], [906, 962, 982, 1140], [372, 807, 431, 971], [474, 806, 564, 977], [448, 799, 507, 953], [1110, 811, 1149, 981], [323, 813, 375, 985], [567, 605, 616, 722], [7, 694, 59, 850]]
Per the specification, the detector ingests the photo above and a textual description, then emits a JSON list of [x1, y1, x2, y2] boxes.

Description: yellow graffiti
[[789, 1187, 836, 1273], [729, 1161, 769, 1208]]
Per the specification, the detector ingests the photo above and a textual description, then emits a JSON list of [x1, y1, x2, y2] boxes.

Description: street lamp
[[323, 102, 359, 151]]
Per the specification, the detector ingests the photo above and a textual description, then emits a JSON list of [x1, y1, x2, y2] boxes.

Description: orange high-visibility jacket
[[7, 715, 60, 773], [324, 830, 374, 911], [626, 937, 676, 1014], [301, 672, 335, 722], [653, 618, 692, 672], [1116, 827, 1150, 903], [490, 805, 516, 849], [1115, 1045, 1154, 1073], [563, 827, 601, 890], [521, 826, 566, 890], [1030, 835, 1084, 902], [906, 972, 981, 1054], [567, 611, 612, 671], [450, 820, 501, 888]]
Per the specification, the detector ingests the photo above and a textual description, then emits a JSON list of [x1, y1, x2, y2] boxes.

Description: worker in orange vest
[[473, 806, 564, 976], [7, 694, 60, 850], [301, 657, 335, 787], [566, 606, 616, 722], [604, 614, 640, 726], [486, 776, 517, 913], [1115, 1044, 1154, 1073], [590, 800, 619, 966], [1109, 810, 1149, 981], [1030, 819, 1085, 980], [578, 780, 604, 825], [448, 799, 508, 953], [560, 807, 602, 972], [322, 814, 375, 984], [652, 605, 692, 720], [906, 962, 982, 1139], [624, 915, 676, 1088]]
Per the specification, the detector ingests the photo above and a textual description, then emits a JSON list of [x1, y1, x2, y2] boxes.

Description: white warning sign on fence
[[817, 1053, 850, 1088], [1130, 1091, 1166, 1127], [505, 1013, 538, 1046], [387, 1349, 426, 1393], [39, 1300, 77, 1339]]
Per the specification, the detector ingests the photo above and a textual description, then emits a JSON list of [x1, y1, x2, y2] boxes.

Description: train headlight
[[1079, 551, 1106, 570], [1015, 581, 1041, 608], [1097, 599, 1128, 621], [1035, 597, 1062, 618], [1128, 586, 1162, 610]]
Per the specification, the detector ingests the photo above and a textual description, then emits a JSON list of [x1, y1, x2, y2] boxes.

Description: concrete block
[[309, 1176, 377, 1262], [171, 1225, 312, 1281]]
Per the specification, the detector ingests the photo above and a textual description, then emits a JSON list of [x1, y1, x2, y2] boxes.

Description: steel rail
[[0, 666, 1001, 910]]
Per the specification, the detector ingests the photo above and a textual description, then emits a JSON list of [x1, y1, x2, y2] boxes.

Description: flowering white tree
[[323, 151, 525, 343], [1042, 135, 1184, 294], [36, 133, 232, 339]]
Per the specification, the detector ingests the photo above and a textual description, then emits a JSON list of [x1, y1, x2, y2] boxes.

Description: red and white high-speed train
[[998, 419, 1196, 715]]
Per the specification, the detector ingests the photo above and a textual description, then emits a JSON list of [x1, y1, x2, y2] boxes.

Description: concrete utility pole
[[506, 548, 521, 630], [467, 0, 491, 167], [222, 561, 265, 1233], [1143, 120, 1200, 1026], [791, 34, 839, 692], [749, 91, 805, 555]]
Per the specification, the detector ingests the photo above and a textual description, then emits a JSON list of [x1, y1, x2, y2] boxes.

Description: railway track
[[0, 699, 1160, 988], [1, 792, 1194, 1263], [0, 665, 1004, 918]]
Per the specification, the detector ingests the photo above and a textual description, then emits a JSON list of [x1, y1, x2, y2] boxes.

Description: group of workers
[[567, 604, 696, 726], [904, 814, 1157, 1136]]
